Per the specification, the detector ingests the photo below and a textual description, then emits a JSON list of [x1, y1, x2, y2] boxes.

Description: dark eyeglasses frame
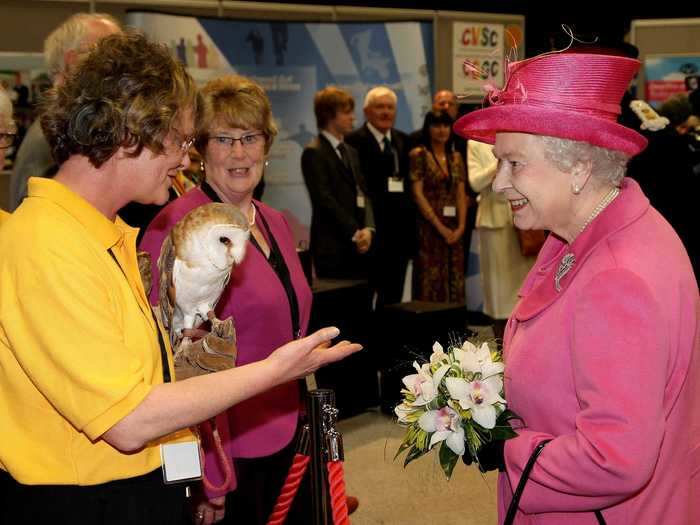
[[209, 133, 265, 149]]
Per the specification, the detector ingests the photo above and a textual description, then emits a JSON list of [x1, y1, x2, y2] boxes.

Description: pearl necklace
[[554, 186, 620, 292], [578, 186, 620, 235]]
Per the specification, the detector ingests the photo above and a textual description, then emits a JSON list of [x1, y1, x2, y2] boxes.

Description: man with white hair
[[9, 13, 121, 211], [0, 87, 16, 222], [345, 86, 416, 310]]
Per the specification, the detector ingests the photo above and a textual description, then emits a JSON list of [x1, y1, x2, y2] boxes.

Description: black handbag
[[504, 440, 606, 525]]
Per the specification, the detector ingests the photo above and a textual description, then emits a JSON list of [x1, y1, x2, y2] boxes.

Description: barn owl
[[158, 202, 250, 359]]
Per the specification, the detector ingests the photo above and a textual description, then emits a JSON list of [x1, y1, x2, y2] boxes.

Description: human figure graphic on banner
[[245, 29, 264, 65], [271, 23, 288, 66], [176, 37, 187, 65], [185, 39, 195, 69], [195, 34, 208, 68], [350, 30, 390, 80]]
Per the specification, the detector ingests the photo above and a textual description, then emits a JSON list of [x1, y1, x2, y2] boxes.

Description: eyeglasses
[[170, 127, 196, 153], [209, 133, 265, 150], [0, 132, 17, 149]]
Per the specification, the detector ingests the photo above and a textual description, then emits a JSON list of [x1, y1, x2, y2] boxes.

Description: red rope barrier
[[266, 453, 311, 525], [326, 460, 349, 525], [197, 418, 234, 493]]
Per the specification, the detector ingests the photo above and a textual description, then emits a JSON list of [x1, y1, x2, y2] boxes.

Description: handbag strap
[[503, 439, 551, 525], [503, 440, 607, 525]]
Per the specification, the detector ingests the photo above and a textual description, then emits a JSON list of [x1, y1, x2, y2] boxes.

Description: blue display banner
[[128, 12, 434, 244]]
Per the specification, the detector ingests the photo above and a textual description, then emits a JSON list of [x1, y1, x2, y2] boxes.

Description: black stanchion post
[[308, 389, 334, 525]]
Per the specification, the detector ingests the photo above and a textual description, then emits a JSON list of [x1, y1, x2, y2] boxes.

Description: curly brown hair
[[196, 74, 278, 155], [41, 31, 199, 168]]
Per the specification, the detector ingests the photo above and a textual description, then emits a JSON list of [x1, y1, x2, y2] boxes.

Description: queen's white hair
[[363, 86, 397, 109], [44, 13, 120, 79], [539, 136, 630, 187]]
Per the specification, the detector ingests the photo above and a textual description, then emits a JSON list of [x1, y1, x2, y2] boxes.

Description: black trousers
[[0, 468, 188, 525], [371, 250, 411, 310], [222, 434, 311, 525]]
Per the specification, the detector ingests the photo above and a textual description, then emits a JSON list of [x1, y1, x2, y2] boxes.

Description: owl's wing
[[211, 270, 233, 314], [157, 233, 178, 346]]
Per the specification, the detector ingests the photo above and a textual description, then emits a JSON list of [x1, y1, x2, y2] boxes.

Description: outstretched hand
[[267, 327, 362, 382]]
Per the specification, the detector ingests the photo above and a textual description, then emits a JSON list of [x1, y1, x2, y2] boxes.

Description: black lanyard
[[200, 182, 301, 340], [107, 249, 171, 383]]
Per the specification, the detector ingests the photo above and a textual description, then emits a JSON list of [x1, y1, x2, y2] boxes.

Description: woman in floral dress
[[410, 110, 468, 302]]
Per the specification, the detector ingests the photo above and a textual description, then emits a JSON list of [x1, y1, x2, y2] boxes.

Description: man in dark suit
[[345, 86, 416, 309], [302, 87, 375, 279]]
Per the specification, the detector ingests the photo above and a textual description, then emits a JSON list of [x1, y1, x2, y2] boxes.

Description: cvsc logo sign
[[461, 26, 499, 48], [463, 59, 500, 80]]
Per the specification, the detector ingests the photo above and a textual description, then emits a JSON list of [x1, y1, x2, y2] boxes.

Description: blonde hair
[[363, 86, 397, 109], [197, 75, 278, 154], [0, 87, 12, 126], [44, 13, 120, 79]]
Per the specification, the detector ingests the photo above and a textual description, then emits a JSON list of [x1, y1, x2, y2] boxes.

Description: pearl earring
[[264, 160, 269, 168], [572, 183, 581, 195], [200, 160, 205, 173]]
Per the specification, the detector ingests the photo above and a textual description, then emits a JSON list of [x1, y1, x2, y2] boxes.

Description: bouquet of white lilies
[[394, 337, 518, 479]]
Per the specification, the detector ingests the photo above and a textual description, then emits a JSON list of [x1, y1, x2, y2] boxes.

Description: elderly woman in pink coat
[[455, 52, 700, 524]]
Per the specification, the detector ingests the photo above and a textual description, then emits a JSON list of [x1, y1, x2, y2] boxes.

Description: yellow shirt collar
[[26, 177, 136, 250]]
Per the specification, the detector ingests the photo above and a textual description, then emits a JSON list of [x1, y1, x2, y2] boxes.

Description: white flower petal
[[483, 376, 505, 402], [472, 404, 497, 429], [461, 340, 478, 353], [432, 341, 444, 354], [402, 374, 419, 390], [433, 363, 450, 388], [418, 410, 439, 432], [460, 353, 481, 374], [481, 361, 505, 379], [394, 403, 417, 423], [476, 342, 492, 362], [429, 430, 450, 449], [446, 426, 466, 455], [445, 377, 470, 400]]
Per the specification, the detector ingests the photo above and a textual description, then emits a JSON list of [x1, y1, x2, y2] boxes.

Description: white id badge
[[356, 195, 366, 208], [161, 441, 202, 484], [388, 178, 404, 193], [443, 206, 457, 217]]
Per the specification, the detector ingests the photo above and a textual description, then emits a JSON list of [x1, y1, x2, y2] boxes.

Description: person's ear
[[570, 160, 593, 195]]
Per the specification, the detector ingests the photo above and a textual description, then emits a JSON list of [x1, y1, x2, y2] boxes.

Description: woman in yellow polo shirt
[[0, 32, 360, 525]]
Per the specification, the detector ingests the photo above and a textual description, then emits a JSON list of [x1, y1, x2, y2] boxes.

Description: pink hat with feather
[[454, 52, 648, 156]]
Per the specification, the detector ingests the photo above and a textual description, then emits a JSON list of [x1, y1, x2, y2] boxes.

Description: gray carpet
[[338, 411, 499, 524]]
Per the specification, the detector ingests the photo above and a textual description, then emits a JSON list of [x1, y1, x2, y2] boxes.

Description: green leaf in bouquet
[[416, 428, 430, 451], [395, 435, 414, 461], [490, 409, 520, 441], [464, 421, 485, 459], [403, 444, 427, 468], [438, 441, 460, 480]]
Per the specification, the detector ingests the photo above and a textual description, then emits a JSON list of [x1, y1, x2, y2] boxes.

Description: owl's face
[[204, 224, 249, 270]]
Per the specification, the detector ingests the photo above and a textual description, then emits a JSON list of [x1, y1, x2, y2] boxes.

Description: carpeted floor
[[338, 410, 499, 524]]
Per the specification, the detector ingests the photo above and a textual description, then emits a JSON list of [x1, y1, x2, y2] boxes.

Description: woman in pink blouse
[[140, 75, 312, 525]]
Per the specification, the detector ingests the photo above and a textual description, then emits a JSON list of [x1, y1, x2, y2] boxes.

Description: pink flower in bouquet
[[402, 362, 443, 406], [418, 406, 465, 455], [446, 376, 506, 429]]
